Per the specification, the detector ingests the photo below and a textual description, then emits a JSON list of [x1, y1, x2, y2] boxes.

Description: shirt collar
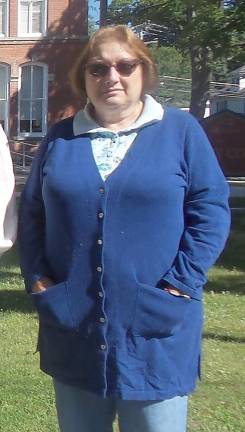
[[73, 94, 164, 136]]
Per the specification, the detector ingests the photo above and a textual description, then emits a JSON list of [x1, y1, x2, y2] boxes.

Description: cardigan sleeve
[[162, 114, 230, 300], [0, 126, 17, 257], [18, 132, 52, 292]]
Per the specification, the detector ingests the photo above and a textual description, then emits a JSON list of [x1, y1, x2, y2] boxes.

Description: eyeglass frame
[[84, 60, 143, 78]]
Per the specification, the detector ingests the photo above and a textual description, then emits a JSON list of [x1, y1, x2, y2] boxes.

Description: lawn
[[0, 211, 244, 432]]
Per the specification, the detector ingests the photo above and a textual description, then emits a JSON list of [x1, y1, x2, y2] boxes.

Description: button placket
[[95, 185, 108, 359]]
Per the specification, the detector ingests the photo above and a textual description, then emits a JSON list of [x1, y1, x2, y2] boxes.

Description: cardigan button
[[96, 266, 102, 272], [98, 212, 104, 219], [99, 317, 106, 323], [98, 291, 104, 298], [99, 187, 105, 194], [97, 239, 103, 245], [100, 344, 106, 350]]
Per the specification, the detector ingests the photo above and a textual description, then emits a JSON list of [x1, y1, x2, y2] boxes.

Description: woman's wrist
[[31, 277, 54, 293], [164, 285, 190, 299]]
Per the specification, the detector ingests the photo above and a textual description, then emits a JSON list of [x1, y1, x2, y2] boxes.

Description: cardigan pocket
[[131, 282, 191, 338], [31, 281, 77, 330]]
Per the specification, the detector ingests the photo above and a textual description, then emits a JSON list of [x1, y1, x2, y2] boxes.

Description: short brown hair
[[70, 25, 158, 100]]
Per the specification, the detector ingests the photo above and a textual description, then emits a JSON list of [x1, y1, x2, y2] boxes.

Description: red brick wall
[[8, 0, 87, 37], [9, 0, 18, 37], [48, 0, 87, 36], [0, 0, 88, 138], [202, 111, 245, 177], [0, 39, 87, 136]]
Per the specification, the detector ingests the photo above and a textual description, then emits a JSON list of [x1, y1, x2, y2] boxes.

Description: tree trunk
[[189, 45, 212, 119], [100, 0, 108, 27]]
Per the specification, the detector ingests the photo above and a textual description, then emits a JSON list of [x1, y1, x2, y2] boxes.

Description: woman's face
[[84, 41, 144, 116]]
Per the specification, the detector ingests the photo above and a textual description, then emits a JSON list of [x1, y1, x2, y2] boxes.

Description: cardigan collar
[[73, 94, 164, 136]]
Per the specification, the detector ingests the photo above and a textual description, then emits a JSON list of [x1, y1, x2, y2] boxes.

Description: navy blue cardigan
[[19, 107, 230, 400]]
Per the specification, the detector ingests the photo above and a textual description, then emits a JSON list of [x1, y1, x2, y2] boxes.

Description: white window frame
[[18, 62, 48, 138], [18, 0, 47, 37], [0, 0, 8, 37], [0, 63, 9, 135]]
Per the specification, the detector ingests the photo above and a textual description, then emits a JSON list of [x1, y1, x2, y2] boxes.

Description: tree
[[108, 0, 245, 118], [88, 16, 98, 35], [149, 46, 191, 107], [150, 46, 191, 78], [100, 0, 108, 26]]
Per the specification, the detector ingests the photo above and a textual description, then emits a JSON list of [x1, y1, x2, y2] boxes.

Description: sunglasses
[[85, 60, 142, 77]]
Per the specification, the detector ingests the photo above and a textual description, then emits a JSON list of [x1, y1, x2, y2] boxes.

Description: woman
[[19, 25, 230, 432], [0, 124, 17, 257]]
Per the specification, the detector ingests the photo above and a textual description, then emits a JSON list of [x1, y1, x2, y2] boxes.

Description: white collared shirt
[[73, 95, 164, 180], [0, 125, 17, 256]]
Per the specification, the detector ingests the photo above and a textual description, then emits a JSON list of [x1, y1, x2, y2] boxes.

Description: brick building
[[0, 0, 88, 142]]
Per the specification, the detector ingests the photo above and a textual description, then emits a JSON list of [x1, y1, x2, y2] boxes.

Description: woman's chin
[[100, 96, 124, 108]]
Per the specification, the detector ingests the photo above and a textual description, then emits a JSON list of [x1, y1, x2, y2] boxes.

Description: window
[[19, 63, 47, 137], [19, 0, 46, 35], [0, 0, 8, 36], [0, 64, 9, 133]]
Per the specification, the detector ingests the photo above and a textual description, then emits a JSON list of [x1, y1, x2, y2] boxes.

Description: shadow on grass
[[206, 272, 245, 295], [215, 212, 245, 273], [0, 244, 19, 268], [0, 246, 34, 313], [204, 212, 245, 295], [0, 289, 34, 313], [203, 332, 245, 344]]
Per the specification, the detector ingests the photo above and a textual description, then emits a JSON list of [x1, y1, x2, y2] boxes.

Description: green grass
[[0, 212, 244, 431], [0, 249, 57, 431]]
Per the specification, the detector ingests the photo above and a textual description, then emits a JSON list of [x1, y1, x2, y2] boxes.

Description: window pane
[[0, 66, 7, 98], [32, 100, 42, 132], [32, 1, 42, 33], [19, 63, 46, 135], [0, 99, 6, 123], [20, 66, 31, 98], [20, 100, 31, 132], [0, 1, 6, 34], [20, 1, 30, 33], [32, 65, 43, 98], [0, 1, 7, 35]]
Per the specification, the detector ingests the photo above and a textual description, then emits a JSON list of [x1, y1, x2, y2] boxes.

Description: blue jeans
[[53, 379, 188, 432]]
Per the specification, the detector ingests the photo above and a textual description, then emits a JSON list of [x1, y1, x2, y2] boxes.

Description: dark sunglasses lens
[[88, 64, 109, 77], [117, 62, 138, 76], [87, 61, 140, 77]]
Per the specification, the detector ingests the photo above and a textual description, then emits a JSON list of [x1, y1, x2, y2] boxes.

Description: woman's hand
[[164, 286, 190, 299], [31, 277, 54, 293]]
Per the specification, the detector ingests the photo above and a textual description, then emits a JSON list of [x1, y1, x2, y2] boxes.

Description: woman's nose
[[106, 65, 120, 82]]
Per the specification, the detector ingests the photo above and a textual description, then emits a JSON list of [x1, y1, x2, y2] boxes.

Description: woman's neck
[[91, 101, 144, 132]]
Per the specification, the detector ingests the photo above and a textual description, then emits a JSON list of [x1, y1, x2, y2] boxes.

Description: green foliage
[[149, 46, 191, 107], [149, 45, 191, 77], [108, 0, 245, 117], [108, 0, 244, 60], [88, 16, 98, 35]]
